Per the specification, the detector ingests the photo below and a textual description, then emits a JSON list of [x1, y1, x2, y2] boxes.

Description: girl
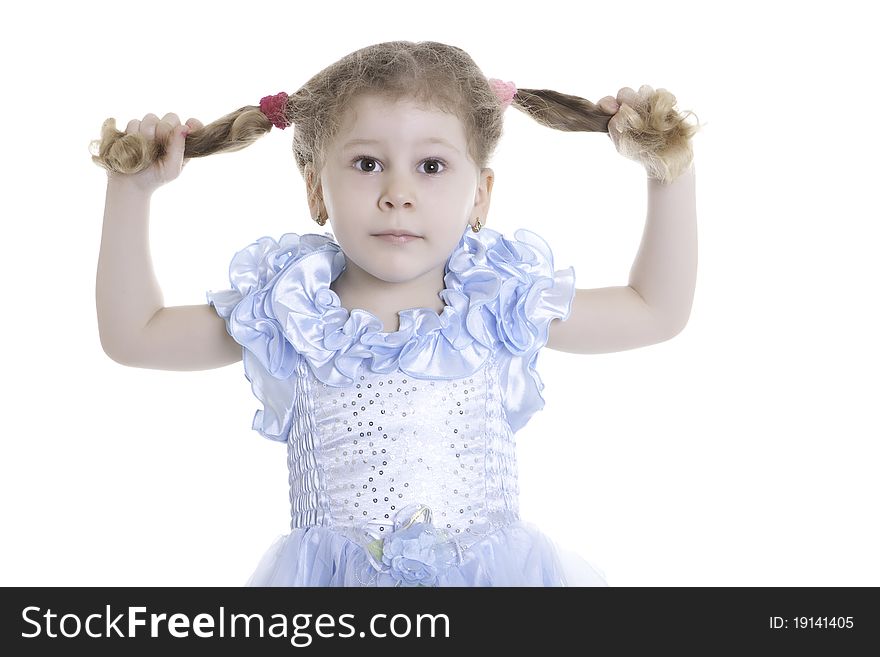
[[92, 40, 700, 587]]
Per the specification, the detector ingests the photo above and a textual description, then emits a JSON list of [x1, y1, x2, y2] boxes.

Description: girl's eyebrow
[[342, 137, 460, 154]]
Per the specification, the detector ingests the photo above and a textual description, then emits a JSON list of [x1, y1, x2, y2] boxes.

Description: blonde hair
[[90, 40, 701, 187]]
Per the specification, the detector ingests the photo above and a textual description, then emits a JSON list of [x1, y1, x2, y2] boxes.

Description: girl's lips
[[374, 234, 421, 244]]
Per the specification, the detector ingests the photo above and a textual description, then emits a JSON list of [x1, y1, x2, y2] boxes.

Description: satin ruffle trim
[[206, 225, 575, 441]]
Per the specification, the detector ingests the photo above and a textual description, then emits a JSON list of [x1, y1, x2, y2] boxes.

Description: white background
[[1, 0, 877, 587]]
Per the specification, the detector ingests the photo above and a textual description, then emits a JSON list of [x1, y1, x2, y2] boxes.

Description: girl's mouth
[[374, 234, 421, 244]]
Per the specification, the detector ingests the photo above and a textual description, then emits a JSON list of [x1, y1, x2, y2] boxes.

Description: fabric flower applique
[[361, 504, 464, 587]]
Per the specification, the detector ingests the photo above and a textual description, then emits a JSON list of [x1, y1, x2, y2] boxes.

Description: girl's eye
[[420, 158, 446, 175], [352, 156, 381, 173], [352, 156, 446, 175]]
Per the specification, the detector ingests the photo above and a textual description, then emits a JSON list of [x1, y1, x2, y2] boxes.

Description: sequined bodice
[[287, 351, 520, 550]]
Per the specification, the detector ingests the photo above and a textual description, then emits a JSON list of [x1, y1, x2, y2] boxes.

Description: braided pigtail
[[89, 92, 292, 176], [510, 85, 702, 184]]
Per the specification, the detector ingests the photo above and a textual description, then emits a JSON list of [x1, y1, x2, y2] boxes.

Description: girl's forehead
[[345, 95, 450, 123], [339, 95, 466, 141]]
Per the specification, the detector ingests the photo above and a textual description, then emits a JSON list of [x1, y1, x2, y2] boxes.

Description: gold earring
[[471, 218, 482, 233]]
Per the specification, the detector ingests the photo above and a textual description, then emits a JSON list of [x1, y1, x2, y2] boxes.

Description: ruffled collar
[[209, 223, 572, 437], [219, 222, 565, 389], [263, 224, 517, 385]]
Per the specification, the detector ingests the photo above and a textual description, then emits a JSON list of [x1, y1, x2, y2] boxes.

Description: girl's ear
[[305, 163, 327, 220], [474, 167, 494, 223]]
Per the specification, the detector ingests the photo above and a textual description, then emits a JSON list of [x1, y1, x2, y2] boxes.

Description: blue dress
[[206, 224, 608, 587]]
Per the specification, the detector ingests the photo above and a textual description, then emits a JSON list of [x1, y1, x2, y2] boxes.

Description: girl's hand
[[107, 112, 204, 193], [596, 85, 697, 184], [596, 86, 646, 153]]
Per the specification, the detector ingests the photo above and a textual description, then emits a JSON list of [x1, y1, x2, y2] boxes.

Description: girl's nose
[[380, 176, 415, 210]]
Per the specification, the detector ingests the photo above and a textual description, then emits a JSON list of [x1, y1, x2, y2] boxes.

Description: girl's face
[[313, 94, 494, 286]]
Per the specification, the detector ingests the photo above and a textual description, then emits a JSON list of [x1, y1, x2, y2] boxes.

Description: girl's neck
[[330, 262, 447, 333]]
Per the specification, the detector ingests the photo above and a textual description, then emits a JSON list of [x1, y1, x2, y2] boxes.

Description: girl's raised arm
[[546, 163, 697, 354], [95, 112, 242, 371], [546, 86, 699, 355]]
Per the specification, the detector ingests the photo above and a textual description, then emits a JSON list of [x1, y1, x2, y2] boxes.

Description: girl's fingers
[[616, 87, 638, 107], [155, 112, 181, 144], [616, 85, 655, 109], [181, 118, 204, 168], [124, 113, 196, 138], [138, 113, 160, 140], [597, 96, 619, 114]]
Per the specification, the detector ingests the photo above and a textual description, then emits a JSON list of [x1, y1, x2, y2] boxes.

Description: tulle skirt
[[246, 521, 609, 587]]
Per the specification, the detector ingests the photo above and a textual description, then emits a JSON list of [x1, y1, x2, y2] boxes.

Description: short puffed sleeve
[[476, 229, 576, 434], [205, 233, 326, 442]]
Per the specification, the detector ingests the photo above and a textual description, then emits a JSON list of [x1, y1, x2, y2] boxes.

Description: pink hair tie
[[259, 91, 291, 129], [488, 79, 517, 110]]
